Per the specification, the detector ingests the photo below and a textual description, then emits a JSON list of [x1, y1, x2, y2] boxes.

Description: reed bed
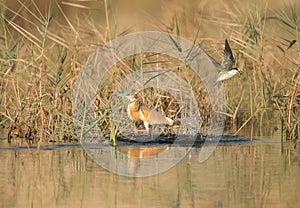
[[0, 0, 299, 143]]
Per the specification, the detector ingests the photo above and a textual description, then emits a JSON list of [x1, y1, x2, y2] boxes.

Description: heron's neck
[[128, 100, 141, 111]]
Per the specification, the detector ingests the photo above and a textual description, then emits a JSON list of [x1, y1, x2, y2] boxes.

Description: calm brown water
[[0, 128, 300, 208]]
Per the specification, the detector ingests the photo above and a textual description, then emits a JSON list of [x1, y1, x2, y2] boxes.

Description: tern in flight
[[213, 39, 242, 83]]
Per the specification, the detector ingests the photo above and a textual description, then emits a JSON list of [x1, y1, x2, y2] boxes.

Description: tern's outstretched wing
[[221, 39, 235, 71]]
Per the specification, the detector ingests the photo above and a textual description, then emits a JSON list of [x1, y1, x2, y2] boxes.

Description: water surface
[[0, 128, 299, 208]]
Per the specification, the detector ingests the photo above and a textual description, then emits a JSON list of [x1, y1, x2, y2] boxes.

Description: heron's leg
[[144, 122, 155, 140], [149, 125, 154, 140], [144, 122, 149, 132]]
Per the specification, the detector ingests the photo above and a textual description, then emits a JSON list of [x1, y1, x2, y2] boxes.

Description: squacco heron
[[115, 93, 174, 133]]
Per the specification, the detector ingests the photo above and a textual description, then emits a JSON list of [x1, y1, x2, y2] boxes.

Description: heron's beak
[[112, 93, 135, 102], [113, 93, 130, 97]]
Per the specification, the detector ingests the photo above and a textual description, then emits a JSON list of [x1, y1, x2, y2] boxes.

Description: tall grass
[[0, 0, 299, 143]]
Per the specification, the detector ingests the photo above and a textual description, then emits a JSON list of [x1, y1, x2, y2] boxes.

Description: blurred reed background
[[0, 0, 299, 143]]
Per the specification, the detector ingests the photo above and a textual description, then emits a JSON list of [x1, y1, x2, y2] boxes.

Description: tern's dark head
[[232, 67, 242, 74]]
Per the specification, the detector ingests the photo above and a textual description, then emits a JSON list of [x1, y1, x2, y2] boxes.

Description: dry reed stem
[[0, 0, 299, 142]]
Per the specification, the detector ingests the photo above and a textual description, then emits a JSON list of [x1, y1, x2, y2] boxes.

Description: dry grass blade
[[0, 0, 299, 143], [62, 1, 92, 9]]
